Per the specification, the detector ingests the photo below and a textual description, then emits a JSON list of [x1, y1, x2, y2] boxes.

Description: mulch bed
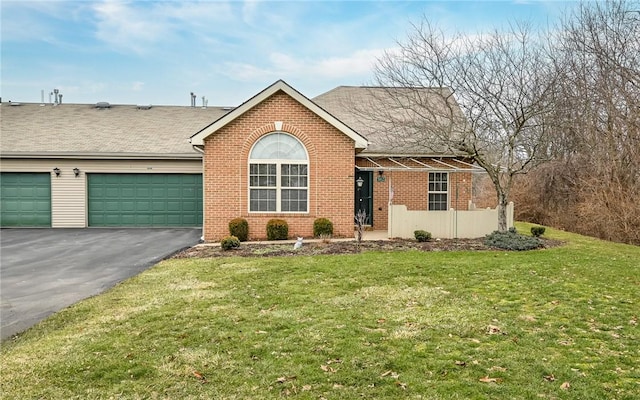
[[172, 237, 562, 258]]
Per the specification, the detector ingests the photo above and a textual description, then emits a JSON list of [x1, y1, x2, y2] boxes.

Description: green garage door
[[88, 174, 202, 227], [0, 172, 52, 227]]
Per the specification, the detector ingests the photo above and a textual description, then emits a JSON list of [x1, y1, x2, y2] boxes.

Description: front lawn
[[1, 224, 638, 399]]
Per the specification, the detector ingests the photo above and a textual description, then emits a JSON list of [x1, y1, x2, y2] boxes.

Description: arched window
[[249, 133, 308, 212]]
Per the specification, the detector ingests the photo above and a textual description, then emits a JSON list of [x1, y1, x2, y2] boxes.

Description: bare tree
[[366, 21, 557, 231], [514, 0, 640, 244]]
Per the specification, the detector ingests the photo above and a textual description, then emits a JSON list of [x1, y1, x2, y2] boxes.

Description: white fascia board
[[189, 80, 369, 150]]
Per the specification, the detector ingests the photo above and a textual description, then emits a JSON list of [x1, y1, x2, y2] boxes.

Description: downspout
[[192, 144, 206, 241]]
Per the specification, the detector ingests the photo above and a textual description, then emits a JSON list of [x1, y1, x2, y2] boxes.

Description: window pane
[[281, 163, 307, 188], [250, 163, 276, 188], [250, 189, 276, 212], [428, 193, 447, 211], [250, 133, 307, 160], [281, 189, 307, 212]]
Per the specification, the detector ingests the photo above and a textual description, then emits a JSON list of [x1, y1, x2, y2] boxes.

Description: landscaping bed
[[173, 237, 562, 258]]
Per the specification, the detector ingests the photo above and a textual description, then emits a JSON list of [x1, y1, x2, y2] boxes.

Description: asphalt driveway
[[0, 228, 202, 341]]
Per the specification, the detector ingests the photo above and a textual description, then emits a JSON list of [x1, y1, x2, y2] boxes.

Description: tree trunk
[[497, 193, 509, 232]]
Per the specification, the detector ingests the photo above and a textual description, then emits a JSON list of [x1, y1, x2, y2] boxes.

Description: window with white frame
[[428, 172, 448, 210], [249, 133, 308, 213]]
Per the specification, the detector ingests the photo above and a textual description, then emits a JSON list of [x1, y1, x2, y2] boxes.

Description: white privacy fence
[[388, 202, 514, 239]]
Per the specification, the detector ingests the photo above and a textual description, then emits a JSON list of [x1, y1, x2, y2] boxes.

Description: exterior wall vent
[[95, 102, 111, 109]]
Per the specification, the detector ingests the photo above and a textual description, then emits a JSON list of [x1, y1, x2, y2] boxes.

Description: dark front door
[[354, 170, 373, 225]]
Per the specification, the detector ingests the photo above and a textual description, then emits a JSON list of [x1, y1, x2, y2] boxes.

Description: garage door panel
[[88, 174, 202, 227], [136, 187, 151, 197], [1, 173, 52, 227], [181, 201, 197, 211], [151, 201, 167, 211], [134, 200, 151, 212], [167, 201, 181, 211]]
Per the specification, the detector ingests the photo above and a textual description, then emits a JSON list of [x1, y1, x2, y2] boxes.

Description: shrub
[[266, 219, 288, 240], [313, 218, 333, 238], [229, 218, 249, 242], [414, 230, 432, 242], [484, 230, 542, 251], [508, 226, 518, 234], [220, 235, 240, 250], [531, 226, 546, 237]]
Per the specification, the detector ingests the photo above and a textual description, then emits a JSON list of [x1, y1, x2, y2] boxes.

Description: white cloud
[[314, 49, 384, 78], [91, 1, 237, 54], [221, 47, 386, 83], [241, 0, 259, 25], [93, 1, 169, 54]]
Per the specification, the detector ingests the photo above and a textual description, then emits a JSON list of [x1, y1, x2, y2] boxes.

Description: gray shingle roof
[[1, 85, 467, 159], [0, 102, 229, 158], [313, 86, 466, 156]]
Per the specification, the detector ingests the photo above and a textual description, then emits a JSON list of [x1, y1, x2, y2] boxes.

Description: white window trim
[[248, 133, 310, 214], [428, 172, 449, 211]]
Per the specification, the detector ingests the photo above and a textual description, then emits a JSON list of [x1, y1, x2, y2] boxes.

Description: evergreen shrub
[[221, 235, 241, 250], [313, 218, 333, 238], [229, 218, 249, 242], [414, 230, 432, 242], [266, 219, 288, 240], [484, 230, 542, 251]]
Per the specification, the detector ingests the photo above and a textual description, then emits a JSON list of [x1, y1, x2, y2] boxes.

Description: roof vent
[[137, 105, 152, 110], [95, 102, 111, 109]]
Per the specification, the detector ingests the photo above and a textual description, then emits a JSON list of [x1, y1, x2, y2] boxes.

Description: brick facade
[[202, 91, 356, 241], [355, 158, 473, 231]]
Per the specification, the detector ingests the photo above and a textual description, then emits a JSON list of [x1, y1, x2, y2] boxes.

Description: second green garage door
[[88, 174, 202, 227]]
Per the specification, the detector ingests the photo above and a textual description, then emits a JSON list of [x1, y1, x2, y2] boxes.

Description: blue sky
[[1, 1, 575, 106]]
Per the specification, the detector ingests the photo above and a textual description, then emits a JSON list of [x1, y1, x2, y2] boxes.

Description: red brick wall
[[355, 158, 473, 230], [202, 91, 355, 241]]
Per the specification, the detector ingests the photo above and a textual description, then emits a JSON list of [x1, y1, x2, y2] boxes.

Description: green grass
[[1, 223, 639, 399]]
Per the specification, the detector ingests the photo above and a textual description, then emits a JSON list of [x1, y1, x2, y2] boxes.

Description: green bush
[[484, 230, 542, 251], [313, 218, 333, 238], [414, 230, 432, 242], [531, 226, 546, 237], [266, 219, 288, 240], [229, 218, 249, 242], [220, 235, 240, 250]]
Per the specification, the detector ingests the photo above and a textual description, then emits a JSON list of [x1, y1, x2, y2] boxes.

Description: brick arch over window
[[241, 122, 317, 159]]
